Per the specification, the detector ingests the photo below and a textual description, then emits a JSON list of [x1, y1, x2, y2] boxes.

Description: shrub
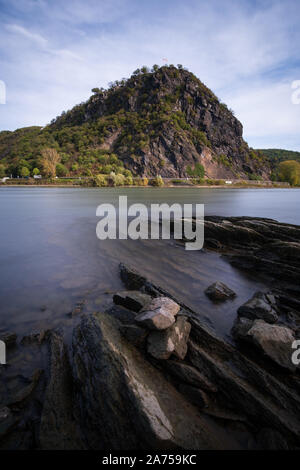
[[186, 162, 205, 178], [150, 175, 164, 187], [94, 174, 108, 187], [125, 175, 133, 185], [135, 176, 149, 186], [56, 163, 68, 177], [115, 174, 126, 186]]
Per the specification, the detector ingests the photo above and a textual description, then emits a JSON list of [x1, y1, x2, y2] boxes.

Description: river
[[0, 187, 299, 341]]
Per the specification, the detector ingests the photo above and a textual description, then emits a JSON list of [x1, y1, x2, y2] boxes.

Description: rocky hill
[[0, 65, 271, 179]]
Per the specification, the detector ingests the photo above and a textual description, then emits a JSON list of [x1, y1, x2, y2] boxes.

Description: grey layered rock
[[232, 317, 253, 341], [119, 324, 148, 346], [40, 332, 84, 449], [163, 360, 217, 392], [178, 384, 209, 409], [8, 369, 43, 407], [120, 263, 147, 290], [147, 316, 191, 360], [71, 312, 240, 450], [205, 281, 236, 301], [0, 407, 19, 441], [247, 320, 296, 371], [238, 291, 278, 323], [135, 297, 180, 330], [113, 290, 152, 312]]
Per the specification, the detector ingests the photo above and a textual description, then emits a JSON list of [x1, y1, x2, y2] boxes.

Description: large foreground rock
[[71, 312, 241, 450]]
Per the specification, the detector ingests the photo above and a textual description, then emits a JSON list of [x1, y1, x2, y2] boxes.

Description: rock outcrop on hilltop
[[0, 65, 270, 179]]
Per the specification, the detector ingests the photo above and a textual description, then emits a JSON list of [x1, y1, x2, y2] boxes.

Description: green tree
[[278, 160, 300, 186], [20, 166, 30, 177], [32, 167, 40, 176], [0, 164, 6, 178], [56, 163, 68, 177]]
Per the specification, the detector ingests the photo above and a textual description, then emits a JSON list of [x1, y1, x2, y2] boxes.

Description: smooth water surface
[[0, 187, 299, 339]]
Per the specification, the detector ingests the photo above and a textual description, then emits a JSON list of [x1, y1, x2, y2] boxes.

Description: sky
[[0, 0, 300, 150]]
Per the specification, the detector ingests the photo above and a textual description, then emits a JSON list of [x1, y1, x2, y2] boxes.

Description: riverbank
[[0, 182, 292, 189]]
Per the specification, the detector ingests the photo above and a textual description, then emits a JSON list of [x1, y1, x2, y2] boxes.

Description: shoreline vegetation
[[0, 176, 291, 189]]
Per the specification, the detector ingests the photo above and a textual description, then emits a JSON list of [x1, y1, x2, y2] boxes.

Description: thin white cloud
[[5, 23, 48, 47], [5, 23, 83, 61]]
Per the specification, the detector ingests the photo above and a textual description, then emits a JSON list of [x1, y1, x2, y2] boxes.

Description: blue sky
[[0, 0, 300, 150]]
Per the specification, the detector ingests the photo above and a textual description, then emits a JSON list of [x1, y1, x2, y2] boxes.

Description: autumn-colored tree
[[41, 148, 61, 178], [278, 160, 300, 186]]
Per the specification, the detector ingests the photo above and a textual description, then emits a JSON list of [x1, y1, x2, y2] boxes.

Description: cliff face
[[0, 66, 271, 179]]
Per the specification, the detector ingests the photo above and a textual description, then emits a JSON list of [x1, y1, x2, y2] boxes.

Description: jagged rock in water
[[119, 263, 148, 290], [135, 297, 180, 330], [147, 316, 191, 360], [113, 290, 152, 312], [238, 292, 279, 323], [246, 320, 296, 371], [232, 317, 253, 341], [205, 281, 236, 301]]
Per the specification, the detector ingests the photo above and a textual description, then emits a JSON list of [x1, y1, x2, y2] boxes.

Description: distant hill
[[0, 65, 271, 179], [257, 149, 300, 165]]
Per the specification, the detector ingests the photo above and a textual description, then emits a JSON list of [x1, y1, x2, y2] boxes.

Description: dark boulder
[[238, 292, 279, 323], [205, 281, 236, 301], [113, 290, 152, 312]]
